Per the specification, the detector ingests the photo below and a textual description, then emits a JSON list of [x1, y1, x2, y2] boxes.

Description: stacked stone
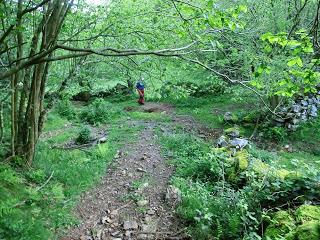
[[217, 126, 249, 151], [275, 91, 320, 131]]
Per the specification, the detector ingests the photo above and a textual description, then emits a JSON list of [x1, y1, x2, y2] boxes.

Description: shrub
[[263, 126, 288, 142], [56, 98, 75, 120], [80, 99, 122, 125], [0, 164, 52, 240], [156, 81, 226, 100], [76, 125, 92, 144], [160, 130, 320, 240]]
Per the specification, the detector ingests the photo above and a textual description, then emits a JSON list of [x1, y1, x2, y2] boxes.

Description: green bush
[[76, 125, 92, 144], [80, 98, 122, 124], [56, 98, 75, 120], [174, 178, 247, 239], [263, 126, 288, 142], [25, 169, 46, 184], [0, 164, 52, 240], [156, 81, 226, 100], [160, 130, 320, 240]]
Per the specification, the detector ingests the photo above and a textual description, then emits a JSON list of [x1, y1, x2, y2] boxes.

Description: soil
[[59, 102, 220, 240], [60, 103, 192, 240]]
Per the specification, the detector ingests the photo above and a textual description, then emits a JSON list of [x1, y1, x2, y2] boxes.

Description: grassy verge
[[164, 94, 320, 175], [158, 125, 320, 239], [157, 94, 320, 240], [0, 99, 139, 240]]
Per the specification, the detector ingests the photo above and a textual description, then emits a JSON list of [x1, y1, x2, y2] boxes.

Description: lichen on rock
[[234, 150, 249, 170], [224, 127, 240, 138]]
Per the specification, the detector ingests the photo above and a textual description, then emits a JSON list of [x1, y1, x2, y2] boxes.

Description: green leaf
[[278, 79, 288, 86], [207, 0, 214, 9], [296, 57, 303, 67], [238, 5, 248, 13], [229, 22, 236, 31], [302, 46, 314, 53], [264, 45, 272, 53], [261, 32, 272, 41], [268, 36, 279, 44], [287, 57, 303, 67]]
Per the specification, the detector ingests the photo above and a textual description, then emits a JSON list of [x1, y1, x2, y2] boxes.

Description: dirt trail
[[61, 105, 189, 240]]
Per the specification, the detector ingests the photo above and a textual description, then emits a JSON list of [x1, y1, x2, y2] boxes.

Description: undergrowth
[[159, 127, 320, 240], [0, 101, 139, 240], [80, 98, 123, 125]]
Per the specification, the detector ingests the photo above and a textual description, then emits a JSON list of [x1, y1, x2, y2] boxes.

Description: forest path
[[61, 102, 191, 240]]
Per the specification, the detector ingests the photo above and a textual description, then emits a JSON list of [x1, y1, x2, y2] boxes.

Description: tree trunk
[[5, 0, 72, 165]]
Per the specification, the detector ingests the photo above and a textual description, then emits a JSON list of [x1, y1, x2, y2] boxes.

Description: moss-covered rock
[[274, 169, 291, 180], [264, 210, 296, 240], [284, 171, 303, 181], [223, 112, 239, 123], [251, 158, 270, 176], [224, 127, 240, 138], [234, 150, 249, 170], [295, 205, 320, 223], [295, 221, 320, 240]]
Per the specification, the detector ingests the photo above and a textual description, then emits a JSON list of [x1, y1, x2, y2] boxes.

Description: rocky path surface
[[61, 115, 189, 240]]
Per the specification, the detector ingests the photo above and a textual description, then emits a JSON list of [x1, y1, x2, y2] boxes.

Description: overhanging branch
[[0, 42, 196, 80]]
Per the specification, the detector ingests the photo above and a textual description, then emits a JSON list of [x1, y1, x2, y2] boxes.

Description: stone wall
[[275, 90, 320, 130]]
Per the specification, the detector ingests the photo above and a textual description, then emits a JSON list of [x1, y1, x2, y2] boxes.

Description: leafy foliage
[[80, 99, 123, 125], [76, 125, 93, 144], [56, 98, 76, 120], [160, 128, 320, 239], [252, 30, 320, 98]]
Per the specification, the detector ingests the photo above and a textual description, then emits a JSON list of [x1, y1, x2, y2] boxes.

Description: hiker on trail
[[136, 79, 145, 105]]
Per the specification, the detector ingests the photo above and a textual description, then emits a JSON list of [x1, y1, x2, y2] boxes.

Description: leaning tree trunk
[[23, 1, 70, 165]]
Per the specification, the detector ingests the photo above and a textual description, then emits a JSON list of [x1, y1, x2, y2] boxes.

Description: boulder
[[310, 105, 318, 117], [224, 112, 232, 121], [229, 138, 249, 149], [301, 100, 308, 106], [223, 112, 238, 123], [217, 135, 228, 147], [292, 104, 302, 113], [98, 137, 107, 143]]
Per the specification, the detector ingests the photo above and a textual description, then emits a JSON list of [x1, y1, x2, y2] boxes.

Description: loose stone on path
[[61, 113, 187, 240]]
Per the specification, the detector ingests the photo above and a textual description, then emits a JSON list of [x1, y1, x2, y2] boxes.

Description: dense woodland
[[0, 0, 320, 239]]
